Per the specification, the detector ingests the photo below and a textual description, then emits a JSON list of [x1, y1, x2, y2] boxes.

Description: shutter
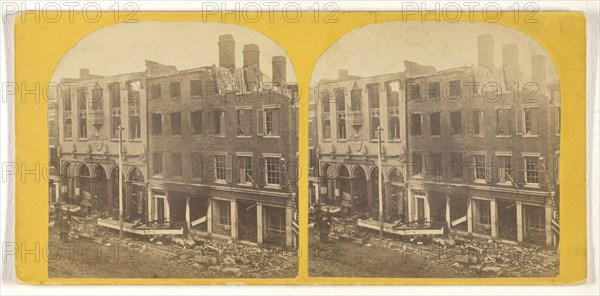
[[470, 155, 476, 182], [517, 156, 525, 185], [272, 108, 280, 136], [198, 153, 204, 180], [166, 154, 172, 178], [478, 111, 484, 136], [466, 110, 473, 135], [225, 155, 233, 184], [220, 111, 226, 136], [280, 159, 287, 188], [507, 108, 512, 135], [257, 157, 265, 185], [207, 110, 215, 136], [424, 154, 431, 173], [202, 110, 208, 135], [205, 153, 215, 183], [485, 154, 492, 183], [461, 152, 470, 182], [539, 156, 547, 188], [516, 108, 523, 135], [531, 107, 539, 135], [257, 109, 264, 136]]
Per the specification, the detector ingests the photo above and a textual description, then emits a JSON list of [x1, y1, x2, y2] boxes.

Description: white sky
[[51, 21, 296, 83], [311, 21, 558, 82]]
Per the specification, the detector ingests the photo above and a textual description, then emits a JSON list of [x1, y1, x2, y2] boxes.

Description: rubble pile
[[145, 235, 297, 278], [373, 234, 559, 278], [324, 217, 558, 278]]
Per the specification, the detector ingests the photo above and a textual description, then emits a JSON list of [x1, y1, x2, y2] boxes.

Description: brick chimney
[[338, 69, 349, 80], [477, 34, 495, 71], [80, 68, 90, 79], [243, 44, 260, 69], [218, 34, 236, 69], [272, 56, 286, 88], [531, 54, 546, 88], [502, 43, 520, 86]]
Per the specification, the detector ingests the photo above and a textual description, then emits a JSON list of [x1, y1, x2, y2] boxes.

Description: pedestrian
[[66, 207, 72, 238], [59, 208, 67, 242], [320, 209, 330, 242]]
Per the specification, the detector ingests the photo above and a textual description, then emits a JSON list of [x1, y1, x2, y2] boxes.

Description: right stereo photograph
[[308, 21, 560, 278]]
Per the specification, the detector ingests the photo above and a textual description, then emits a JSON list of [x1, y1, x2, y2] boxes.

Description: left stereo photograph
[[47, 21, 299, 279]]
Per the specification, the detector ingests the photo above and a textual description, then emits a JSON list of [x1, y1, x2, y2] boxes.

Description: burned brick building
[[55, 69, 151, 221], [314, 70, 409, 220], [52, 34, 298, 247], [405, 35, 560, 247], [313, 34, 560, 247], [145, 34, 299, 246]]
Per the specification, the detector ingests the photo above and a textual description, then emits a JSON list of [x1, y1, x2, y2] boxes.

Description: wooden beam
[[191, 216, 207, 227], [451, 215, 467, 226]]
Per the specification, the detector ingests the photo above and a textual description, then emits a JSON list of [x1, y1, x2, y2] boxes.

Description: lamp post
[[377, 126, 384, 239]]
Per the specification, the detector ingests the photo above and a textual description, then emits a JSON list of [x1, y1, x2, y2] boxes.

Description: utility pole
[[118, 125, 124, 239], [377, 126, 384, 239]]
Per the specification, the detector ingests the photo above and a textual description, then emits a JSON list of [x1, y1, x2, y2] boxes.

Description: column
[[349, 180, 355, 215], [407, 188, 413, 222], [164, 192, 171, 225], [314, 182, 321, 204], [55, 181, 60, 204], [125, 182, 132, 219], [545, 201, 553, 248], [384, 182, 392, 219], [147, 188, 153, 223], [90, 178, 96, 213], [445, 195, 451, 230], [424, 194, 431, 223], [285, 206, 293, 247], [366, 180, 373, 211], [467, 197, 473, 234], [256, 202, 263, 245], [491, 198, 498, 239], [106, 178, 113, 217], [230, 199, 238, 240], [185, 194, 191, 231], [516, 201, 523, 244], [331, 179, 338, 204], [207, 198, 213, 234]]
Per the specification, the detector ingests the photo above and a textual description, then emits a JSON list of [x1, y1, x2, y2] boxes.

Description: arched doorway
[[127, 167, 146, 222], [77, 164, 92, 211], [370, 167, 385, 218], [388, 167, 405, 222], [92, 165, 108, 213], [321, 163, 335, 205], [353, 166, 367, 212], [60, 162, 72, 204], [337, 165, 351, 209]]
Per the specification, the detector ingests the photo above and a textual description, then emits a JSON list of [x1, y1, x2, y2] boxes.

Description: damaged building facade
[[145, 34, 299, 246], [405, 35, 560, 247], [53, 34, 298, 246], [55, 69, 151, 222], [314, 34, 560, 247], [314, 70, 409, 220]]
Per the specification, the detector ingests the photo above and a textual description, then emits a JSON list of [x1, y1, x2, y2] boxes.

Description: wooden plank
[[451, 215, 467, 226], [357, 219, 443, 236], [97, 219, 184, 236], [191, 216, 207, 227]]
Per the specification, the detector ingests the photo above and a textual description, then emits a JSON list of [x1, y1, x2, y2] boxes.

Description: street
[[308, 224, 559, 278], [48, 225, 298, 278]]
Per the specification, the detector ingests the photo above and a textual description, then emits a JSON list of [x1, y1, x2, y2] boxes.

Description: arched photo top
[[311, 21, 558, 89], [50, 21, 296, 90]]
